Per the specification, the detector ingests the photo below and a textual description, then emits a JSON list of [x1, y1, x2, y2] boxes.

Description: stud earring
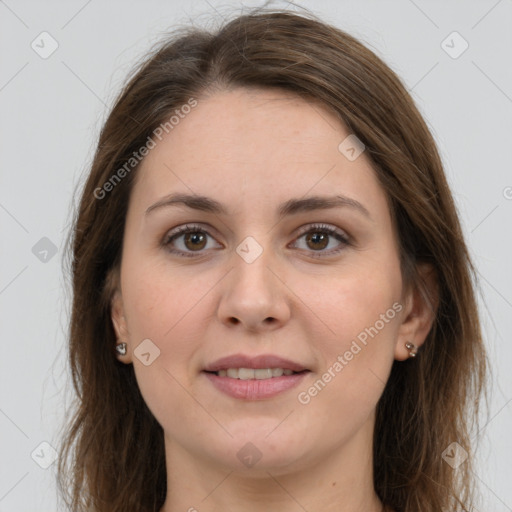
[[405, 341, 417, 358], [115, 342, 127, 356]]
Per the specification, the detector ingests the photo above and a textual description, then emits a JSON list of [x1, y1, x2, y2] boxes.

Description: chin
[[203, 428, 314, 474]]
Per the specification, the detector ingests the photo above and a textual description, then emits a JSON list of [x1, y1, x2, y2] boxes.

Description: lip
[[203, 353, 308, 372], [203, 371, 309, 400]]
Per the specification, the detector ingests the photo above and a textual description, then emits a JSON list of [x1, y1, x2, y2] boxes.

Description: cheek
[[121, 258, 203, 341], [122, 262, 215, 436], [121, 259, 222, 393], [297, 260, 401, 402], [303, 260, 402, 348]]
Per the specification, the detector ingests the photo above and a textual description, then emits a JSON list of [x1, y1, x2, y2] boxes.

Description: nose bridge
[[232, 233, 277, 297], [217, 232, 290, 330]]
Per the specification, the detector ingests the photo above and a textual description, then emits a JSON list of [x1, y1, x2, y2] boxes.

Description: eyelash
[[162, 223, 351, 259]]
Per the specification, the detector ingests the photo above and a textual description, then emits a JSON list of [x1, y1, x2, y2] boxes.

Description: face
[[111, 87, 422, 475]]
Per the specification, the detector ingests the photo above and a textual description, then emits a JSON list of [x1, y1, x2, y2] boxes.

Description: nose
[[216, 239, 291, 333]]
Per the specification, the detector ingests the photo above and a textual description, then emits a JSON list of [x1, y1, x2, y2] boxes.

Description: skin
[[111, 87, 436, 512]]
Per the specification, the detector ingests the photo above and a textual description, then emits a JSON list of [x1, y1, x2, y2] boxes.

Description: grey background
[[1, 0, 511, 510]]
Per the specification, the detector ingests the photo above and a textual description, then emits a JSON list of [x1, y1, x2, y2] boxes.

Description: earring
[[115, 342, 127, 356], [405, 341, 417, 358]]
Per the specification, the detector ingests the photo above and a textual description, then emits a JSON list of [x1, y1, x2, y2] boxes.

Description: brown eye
[[292, 223, 350, 258], [183, 231, 207, 251], [163, 224, 220, 257], [305, 232, 329, 251]]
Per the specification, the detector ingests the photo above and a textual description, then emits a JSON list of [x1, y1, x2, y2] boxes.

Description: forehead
[[159, 87, 345, 162], [131, 87, 388, 220]]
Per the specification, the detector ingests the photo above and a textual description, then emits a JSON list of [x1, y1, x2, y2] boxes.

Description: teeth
[[238, 368, 255, 380], [255, 368, 272, 380], [214, 368, 299, 379]]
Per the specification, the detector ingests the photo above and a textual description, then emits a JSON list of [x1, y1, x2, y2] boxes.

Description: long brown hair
[[57, 7, 489, 512]]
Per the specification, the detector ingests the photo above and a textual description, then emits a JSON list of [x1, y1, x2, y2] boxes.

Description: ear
[[111, 288, 133, 364], [395, 263, 438, 361]]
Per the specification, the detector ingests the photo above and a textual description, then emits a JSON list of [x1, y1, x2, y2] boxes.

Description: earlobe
[[395, 263, 438, 361], [110, 291, 132, 363]]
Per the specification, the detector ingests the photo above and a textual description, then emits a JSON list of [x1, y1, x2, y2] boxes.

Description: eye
[[162, 224, 221, 257], [290, 223, 350, 258], [162, 223, 350, 258]]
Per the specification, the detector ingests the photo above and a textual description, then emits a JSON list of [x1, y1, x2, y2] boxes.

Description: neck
[[160, 413, 384, 512]]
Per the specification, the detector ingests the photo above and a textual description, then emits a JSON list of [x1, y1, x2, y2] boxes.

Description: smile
[[213, 368, 301, 379], [203, 369, 310, 400]]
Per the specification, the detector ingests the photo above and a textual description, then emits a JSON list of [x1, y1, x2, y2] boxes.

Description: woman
[[57, 8, 489, 512]]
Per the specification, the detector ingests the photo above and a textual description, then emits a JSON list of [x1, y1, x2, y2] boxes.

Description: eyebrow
[[145, 193, 371, 219]]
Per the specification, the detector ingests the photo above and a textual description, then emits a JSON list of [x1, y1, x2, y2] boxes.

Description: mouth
[[202, 354, 311, 400], [203, 353, 309, 374], [202, 369, 310, 400], [204, 368, 308, 379]]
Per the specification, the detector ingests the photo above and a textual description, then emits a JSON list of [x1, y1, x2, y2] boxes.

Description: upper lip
[[203, 354, 309, 372]]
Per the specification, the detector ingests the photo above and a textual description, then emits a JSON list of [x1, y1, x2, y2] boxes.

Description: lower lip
[[203, 371, 309, 400]]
